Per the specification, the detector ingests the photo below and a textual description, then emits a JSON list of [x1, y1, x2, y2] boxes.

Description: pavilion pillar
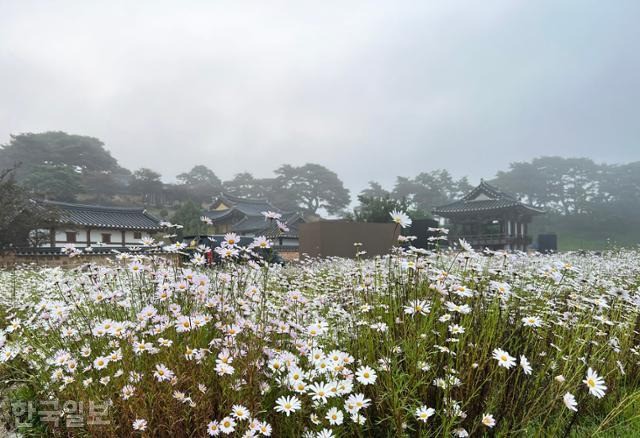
[[49, 227, 55, 248], [86, 228, 91, 247], [121, 230, 126, 246], [517, 222, 522, 250]]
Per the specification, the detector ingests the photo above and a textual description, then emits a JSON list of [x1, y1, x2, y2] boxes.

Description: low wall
[[278, 249, 299, 262], [0, 250, 185, 268], [0, 252, 119, 268], [0, 250, 298, 268], [299, 221, 400, 258]]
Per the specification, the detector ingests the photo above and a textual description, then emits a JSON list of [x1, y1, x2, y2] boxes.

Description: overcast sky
[[1, 0, 639, 195]]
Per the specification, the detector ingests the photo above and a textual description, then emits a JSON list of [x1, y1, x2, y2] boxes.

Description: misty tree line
[[361, 157, 640, 247], [2, 131, 640, 246], [0, 132, 350, 217], [0, 132, 470, 220], [361, 157, 640, 219]]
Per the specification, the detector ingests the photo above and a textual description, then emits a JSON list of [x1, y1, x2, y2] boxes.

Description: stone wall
[[278, 249, 299, 262], [0, 252, 120, 268], [0, 250, 298, 267]]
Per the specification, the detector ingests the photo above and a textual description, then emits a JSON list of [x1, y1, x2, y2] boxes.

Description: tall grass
[[1, 241, 640, 437]]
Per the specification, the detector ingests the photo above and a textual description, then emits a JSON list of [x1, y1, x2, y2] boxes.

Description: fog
[[1, 0, 639, 193]]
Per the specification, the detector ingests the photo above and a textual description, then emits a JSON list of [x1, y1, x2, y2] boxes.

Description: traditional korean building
[[432, 180, 544, 251], [204, 193, 304, 248], [36, 201, 161, 248]]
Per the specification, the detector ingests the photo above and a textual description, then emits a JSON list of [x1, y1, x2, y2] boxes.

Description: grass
[[0, 236, 639, 437]]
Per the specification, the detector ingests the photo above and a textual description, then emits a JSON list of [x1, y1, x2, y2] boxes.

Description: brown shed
[[299, 221, 400, 258]]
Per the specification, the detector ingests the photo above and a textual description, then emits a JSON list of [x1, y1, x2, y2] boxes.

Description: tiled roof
[[232, 215, 273, 232], [461, 180, 518, 202], [203, 209, 236, 220], [433, 181, 544, 216], [44, 201, 162, 230], [232, 212, 303, 237], [206, 193, 304, 237], [212, 193, 277, 216]]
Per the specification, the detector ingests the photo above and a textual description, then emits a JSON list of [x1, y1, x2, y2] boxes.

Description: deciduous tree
[[171, 200, 205, 237], [0, 131, 124, 175], [130, 168, 164, 205], [21, 164, 85, 202], [0, 167, 57, 249], [275, 163, 350, 215]]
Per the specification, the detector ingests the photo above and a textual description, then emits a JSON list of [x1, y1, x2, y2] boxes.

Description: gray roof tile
[[44, 201, 162, 230], [205, 193, 304, 237], [433, 181, 544, 216]]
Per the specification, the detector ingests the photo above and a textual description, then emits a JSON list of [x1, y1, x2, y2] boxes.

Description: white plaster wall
[[55, 228, 81, 245], [50, 227, 150, 247], [124, 230, 149, 244]]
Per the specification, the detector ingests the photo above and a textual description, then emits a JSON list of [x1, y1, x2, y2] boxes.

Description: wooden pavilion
[[432, 180, 544, 251]]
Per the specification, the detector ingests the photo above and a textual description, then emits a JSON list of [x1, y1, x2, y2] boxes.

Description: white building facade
[[38, 201, 161, 249]]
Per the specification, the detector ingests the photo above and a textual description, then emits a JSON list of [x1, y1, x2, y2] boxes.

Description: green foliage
[[0, 132, 130, 204], [275, 163, 350, 215], [351, 195, 411, 223], [170, 200, 205, 237], [223, 165, 352, 215], [81, 171, 130, 203], [175, 165, 222, 204], [492, 156, 602, 214], [177, 165, 221, 187], [5, 130, 640, 248], [360, 181, 390, 198], [0, 131, 124, 175], [223, 172, 274, 199], [530, 211, 640, 251], [21, 164, 85, 202], [1, 249, 640, 436], [354, 171, 471, 223], [494, 156, 640, 248], [158, 208, 170, 220], [130, 168, 164, 205], [392, 170, 472, 213], [0, 167, 58, 249]]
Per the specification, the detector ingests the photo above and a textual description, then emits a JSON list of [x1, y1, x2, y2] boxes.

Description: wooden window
[[66, 232, 76, 243], [133, 231, 142, 240], [101, 233, 112, 244]]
